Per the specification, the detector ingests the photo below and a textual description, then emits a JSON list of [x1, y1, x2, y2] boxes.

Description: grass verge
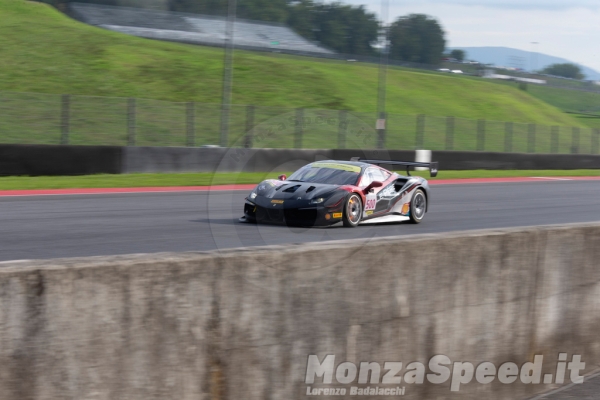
[[0, 170, 599, 191]]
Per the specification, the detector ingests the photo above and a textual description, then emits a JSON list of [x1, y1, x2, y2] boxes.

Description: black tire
[[409, 189, 427, 224], [343, 193, 363, 227]]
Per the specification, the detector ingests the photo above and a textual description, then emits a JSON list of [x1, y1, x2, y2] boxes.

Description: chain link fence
[[1, 91, 599, 154]]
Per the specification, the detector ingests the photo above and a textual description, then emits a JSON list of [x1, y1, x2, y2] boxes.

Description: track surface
[[1, 180, 600, 262], [2, 180, 600, 398]]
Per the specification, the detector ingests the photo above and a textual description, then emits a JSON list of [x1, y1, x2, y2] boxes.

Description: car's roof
[[307, 160, 378, 170]]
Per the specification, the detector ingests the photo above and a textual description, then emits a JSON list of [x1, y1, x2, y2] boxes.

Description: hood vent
[[306, 186, 316, 193], [283, 185, 301, 193]]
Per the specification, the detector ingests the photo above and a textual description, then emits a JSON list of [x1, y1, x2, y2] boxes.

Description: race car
[[239, 158, 438, 227]]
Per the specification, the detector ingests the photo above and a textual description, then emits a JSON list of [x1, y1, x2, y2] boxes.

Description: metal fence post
[[127, 98, 136, 146], [593, 129, 600, 155], [376, 112, 386, 149], [551, 126, 559, 153], [294, 108, 304, 149], [338, 110, 347, 149], [476, 119, 486, 151], [527, 124, 536, 153], [60, 94, 70, 145], [416, 114, 425, 149], [244, 105, 255, 149], [504, 122, 513, 153], [186, 102, 195, 147], [445, 116, 454, 151], [571, 127, 580, 154]]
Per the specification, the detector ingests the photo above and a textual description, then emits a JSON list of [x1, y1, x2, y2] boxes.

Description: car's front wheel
[[343, 193, 363, 227], [409, 189, 427, 224]]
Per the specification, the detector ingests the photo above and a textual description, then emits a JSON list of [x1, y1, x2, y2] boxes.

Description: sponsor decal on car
[[311, 162, 361, 173], [366, 210, 374, 215], [401, 203, 410, 215], [271, 200, 284, 204], [332, 212, 343, 219]]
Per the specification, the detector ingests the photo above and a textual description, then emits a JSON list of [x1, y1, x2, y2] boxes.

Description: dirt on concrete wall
[[0, 223, 599, 399]]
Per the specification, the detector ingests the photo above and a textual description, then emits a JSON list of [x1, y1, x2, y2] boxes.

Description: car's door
[[361, 167, 392, 215]]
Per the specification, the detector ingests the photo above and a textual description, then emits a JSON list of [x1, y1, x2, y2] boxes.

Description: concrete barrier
[[122, 147, 415, 173], [2, 145, 600, 175], [0, 144, 122, 176], [432, 150, 600, 170], [1, 223, 600, 399], [122, 147, 600, 173]]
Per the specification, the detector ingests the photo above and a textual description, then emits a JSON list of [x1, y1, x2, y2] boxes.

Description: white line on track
[[530, 177, 573, 181]]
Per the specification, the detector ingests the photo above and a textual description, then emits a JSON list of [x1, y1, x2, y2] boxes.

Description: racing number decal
[[365, 198, 377, 210], [364, 193, 377, 216]]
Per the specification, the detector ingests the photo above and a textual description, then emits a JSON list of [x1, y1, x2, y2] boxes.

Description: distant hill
[[448, 46, 600, 81]]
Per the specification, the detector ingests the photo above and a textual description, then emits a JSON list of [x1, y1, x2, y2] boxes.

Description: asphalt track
[[2, 179, 600, 398], [1, 179, 600, 262]]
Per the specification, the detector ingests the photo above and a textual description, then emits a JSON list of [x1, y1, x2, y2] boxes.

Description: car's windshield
[[287, 162, 361, 185]]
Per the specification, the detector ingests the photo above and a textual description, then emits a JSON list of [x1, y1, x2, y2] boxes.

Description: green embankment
[[459, 75, 600, 129], [526, 85, 600, 129], [0, 0, 583, 124], [4, 0, 600, 153]]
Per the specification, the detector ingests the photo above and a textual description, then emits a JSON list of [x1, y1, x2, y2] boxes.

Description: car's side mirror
[[363, 181, 383, 193], [278, 174, 287, 181]]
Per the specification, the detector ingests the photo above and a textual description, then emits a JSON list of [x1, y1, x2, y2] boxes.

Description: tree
[[540, 63, 585, 80], [53, 0, 379, 55], [388, 14, 446, 65], [450, 49, 465, 62], [286, 1, 379, 55]]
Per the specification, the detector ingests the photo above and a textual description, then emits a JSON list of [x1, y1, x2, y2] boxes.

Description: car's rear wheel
[[409, 189, 427, 224], [343, 193, 362, 227]]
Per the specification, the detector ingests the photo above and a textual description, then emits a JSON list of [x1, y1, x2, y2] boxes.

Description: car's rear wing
[[350, 158, 439, 178]]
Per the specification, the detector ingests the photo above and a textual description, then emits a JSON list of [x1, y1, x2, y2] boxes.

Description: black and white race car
[[240, 158, 438, 227]]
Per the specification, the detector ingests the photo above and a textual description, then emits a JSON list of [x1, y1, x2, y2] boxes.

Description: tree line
[[42, 0, 447, 63]]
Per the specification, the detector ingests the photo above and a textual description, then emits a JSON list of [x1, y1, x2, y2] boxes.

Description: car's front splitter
[[243, 201, 342, 227]]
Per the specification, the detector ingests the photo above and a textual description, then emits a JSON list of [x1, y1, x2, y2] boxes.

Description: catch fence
[[1, 91, 598, 154]]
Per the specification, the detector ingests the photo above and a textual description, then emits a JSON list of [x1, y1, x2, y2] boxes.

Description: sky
[[340, 0, 600, 73]]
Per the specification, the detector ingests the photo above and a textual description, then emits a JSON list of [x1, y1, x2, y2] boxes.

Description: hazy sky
[[340, 0, 600, 72]]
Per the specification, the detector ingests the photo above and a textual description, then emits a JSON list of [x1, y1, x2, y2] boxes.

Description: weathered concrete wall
[[2, 144, 600, 175], [0, 144, 122, 176], [121, 147, 414, 173], [1, 224, 600, 399], [432, 150, 600, 170]]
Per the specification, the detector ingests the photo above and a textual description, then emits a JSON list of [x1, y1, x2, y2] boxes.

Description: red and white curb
[[0, 177, 599, 197]]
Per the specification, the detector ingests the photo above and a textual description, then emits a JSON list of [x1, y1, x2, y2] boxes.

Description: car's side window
[[360, 169, 373, 187], [361, 167, 392, 187], [376, 168, 391, 182], [360, 168, 373, 187], [361, 167, 384, 187]]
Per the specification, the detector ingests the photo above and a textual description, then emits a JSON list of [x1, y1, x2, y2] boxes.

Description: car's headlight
[[249, 192, 257, 200], [310, 197, 325, 204]]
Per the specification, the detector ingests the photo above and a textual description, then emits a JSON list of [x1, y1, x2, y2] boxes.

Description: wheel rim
[[347, 195, 362, 224], [413, 192, 426, 219]]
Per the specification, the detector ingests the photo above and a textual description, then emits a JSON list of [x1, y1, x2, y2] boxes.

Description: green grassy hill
[[526, 85, 600, 129], [0, 0, 584, 126], [3, 0, 598, 152]]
